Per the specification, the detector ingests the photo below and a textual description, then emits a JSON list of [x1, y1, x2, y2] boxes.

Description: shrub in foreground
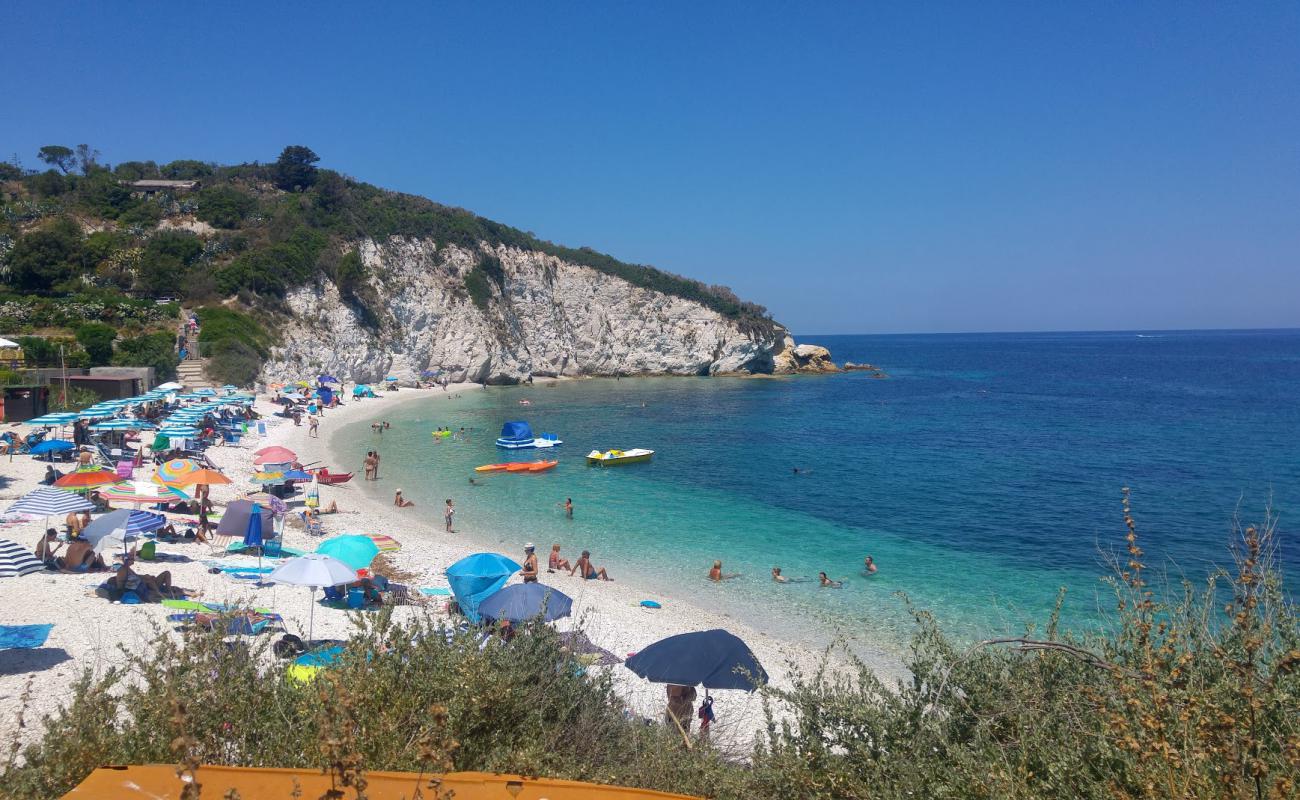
[[2, 500, 1296, 800]]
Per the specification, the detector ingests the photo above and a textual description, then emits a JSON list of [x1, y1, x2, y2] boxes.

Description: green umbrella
[[315, 535, 380, 571]]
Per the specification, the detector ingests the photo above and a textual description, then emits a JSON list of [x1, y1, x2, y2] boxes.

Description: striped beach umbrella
[[53, 468, 122, 491], [23, 413, 79, 426], [82, 509, 165, 555], [156, 459, 202, 484], [250, 471, 286, 484], [89, 419, 156, 431], [158, 426, 201, 438], [5, 486, 94, 517], [100, 482, 183, 505], [0, 539, 44, 578]]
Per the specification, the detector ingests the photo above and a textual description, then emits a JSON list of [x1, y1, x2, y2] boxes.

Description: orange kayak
[[474, 464, 510, 472], [528, 461, 558, 472], [505, 462, 535, 472]]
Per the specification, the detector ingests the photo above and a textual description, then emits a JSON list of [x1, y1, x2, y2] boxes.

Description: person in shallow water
[[864, 555, 877, 575], [393, 489, 415, 508], [709, 560, 740, 581], [819, 571, 843, 588], [771, 566, 787, 583]]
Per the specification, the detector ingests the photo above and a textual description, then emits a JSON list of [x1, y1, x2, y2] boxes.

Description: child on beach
[[444, 499, 455, 532]]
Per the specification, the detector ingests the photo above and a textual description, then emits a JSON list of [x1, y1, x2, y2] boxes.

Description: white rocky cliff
[[262, 238, 831, 384]]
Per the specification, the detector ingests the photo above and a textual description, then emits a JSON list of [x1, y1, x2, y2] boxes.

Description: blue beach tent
[[445, 553, 521, 623]]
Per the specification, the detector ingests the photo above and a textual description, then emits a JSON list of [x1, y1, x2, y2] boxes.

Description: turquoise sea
[[333, 330, 1300, 657]]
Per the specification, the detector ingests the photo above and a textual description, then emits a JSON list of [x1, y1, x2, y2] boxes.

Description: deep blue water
[[336, 330, 1299, 656]]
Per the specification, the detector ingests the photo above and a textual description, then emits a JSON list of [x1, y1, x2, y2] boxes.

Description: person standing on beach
[[521, 543, 538, 582], [373, 451, 381, 480], [444, 499, 455, 532], [665, 684, 697, 736], [308, 415, 319, 438], [363, 451, 376, 480]]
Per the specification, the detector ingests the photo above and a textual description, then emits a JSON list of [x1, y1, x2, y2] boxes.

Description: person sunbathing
[[570, 550, 611, 581], [56, 539, 106, 572], [393, 490, 415, 507], [548, 544, 570, 572], [113, 556, 176, 600], [318, 500, 340, 514]]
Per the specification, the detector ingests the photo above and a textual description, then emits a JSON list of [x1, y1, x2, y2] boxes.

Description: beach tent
[[216, 500, 277, 537], [316, 387, 334, 405], [352, 384, 376, 398], [446, 552, 522, 623]]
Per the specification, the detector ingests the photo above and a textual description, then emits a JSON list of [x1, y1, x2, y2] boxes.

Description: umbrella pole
[[307, 588, 315, 644]]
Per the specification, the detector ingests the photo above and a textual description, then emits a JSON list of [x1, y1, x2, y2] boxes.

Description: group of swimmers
[[709, 555, 878, 588]]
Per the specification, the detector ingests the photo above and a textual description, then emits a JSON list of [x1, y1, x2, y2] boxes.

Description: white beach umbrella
[[5, 486, 95, 517], [0, 538, 44, 578], [269, 553, 357, 641]]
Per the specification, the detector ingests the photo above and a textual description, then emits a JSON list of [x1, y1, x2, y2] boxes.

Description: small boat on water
[[495, 421, 562, 449], [586, 448, 654, 466], [308, 468, 354, 484], [475, 460, 557, 473]]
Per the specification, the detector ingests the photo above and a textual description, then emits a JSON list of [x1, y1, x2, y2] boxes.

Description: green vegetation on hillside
[[2, 501, 1296, 800], [0, 144, 776, 377]]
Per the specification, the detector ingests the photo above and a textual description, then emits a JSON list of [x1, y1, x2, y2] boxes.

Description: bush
[[5, 218, 82, 292], [194, 185, 255, 229], [74, 322, 116, 366], [112, 332, 177, 382], [204, 338, 261, 386]]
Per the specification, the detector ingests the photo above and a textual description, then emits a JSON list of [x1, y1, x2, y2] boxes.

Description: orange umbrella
[[172, 469, 232, 487], [54, 468, 123, 490]]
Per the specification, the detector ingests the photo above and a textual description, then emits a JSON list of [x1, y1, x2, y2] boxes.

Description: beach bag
[[138, 541, 157, 560]]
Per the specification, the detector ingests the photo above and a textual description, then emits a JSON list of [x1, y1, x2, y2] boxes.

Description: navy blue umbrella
[[625, 629, 768, 691], [478, 583, 573, 623], [243, 503, 264, 549]]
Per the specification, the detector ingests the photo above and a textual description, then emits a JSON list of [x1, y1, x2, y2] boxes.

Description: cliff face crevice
[[261, 238, 809, 384]]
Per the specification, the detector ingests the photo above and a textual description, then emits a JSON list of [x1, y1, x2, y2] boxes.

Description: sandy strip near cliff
[[0, 388, 897, 758]]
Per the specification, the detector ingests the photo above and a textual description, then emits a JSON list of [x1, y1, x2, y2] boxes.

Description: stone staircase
[[176, 308, 212, 389]]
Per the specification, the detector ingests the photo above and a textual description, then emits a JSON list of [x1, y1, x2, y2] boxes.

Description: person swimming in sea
[[819, 571, 843, 588], [864, 555, 877, 575], [708, 560, 741, 582], [771, 566, 787, 583]]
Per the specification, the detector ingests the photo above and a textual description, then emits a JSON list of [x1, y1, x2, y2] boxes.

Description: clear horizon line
[[796, 325, 1300, 338]]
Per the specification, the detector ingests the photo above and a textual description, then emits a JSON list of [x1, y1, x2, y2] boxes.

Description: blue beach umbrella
[[315, 535, 380, 571], [317, 374, 339, 384], [445, 553, 522, 624], [625, 629, 768, 691], [5, 486, 94, 517], [24, 413, 79, 426], [478, 583, 573, 623], [29, 440, 74, 458]]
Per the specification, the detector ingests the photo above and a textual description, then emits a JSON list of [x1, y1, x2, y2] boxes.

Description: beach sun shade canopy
[[172, 469, 232, 487], [216, 500, 277, 537], [5, 486, 95, 516], [100, 482, 183, 505], [0, 539, 45, 578], [624, 629, 768, 691], [29, 440, 74, 456], [315, 535, 380, 571], [253, 446, 297, 464], [269, 553, 357, 588], [317, 374, 339, 384], [478, 582, 573, 623], [23, 413, 80, 426], [498, 421, 533, 441], [53, 469, 122, 490], [155, 459, 202, 484], [445, 552, 522, 624], [89, 419, 155, 431], [81, 509, 166, 554]]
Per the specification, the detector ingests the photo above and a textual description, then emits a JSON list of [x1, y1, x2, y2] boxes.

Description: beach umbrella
[[100, 482, 183, 506], [81, 509, 166, 555], [54, 468, 121, 491], [172, 469, 232, 487], [24, 413, 79, 426], [317, 374, 339, 384], [384, 376, 398, 382], [89, 419, 155, 431], [315, 535, 379, 571], [445, 553, 522, 623], [155, 381, 184, 391], [250, 471, 286, 485], [193, 388, 216, 397], [5, 486, 94, 517], [0, 539, 44, 578], [478, 583, 573, 624], [625, 629, 768, 691], [253, 446, 297, 464], [157, 426, 201, 437], [29, 440, 74, 460], [269, 553, 358, 641], [156, 459, 202, 484], [216, 500, 276, 537], [281, 469, 312, 482]]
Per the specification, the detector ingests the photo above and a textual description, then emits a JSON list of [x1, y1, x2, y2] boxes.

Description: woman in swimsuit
[[819, 571, 843, 588], [548, 544, 570, 572]]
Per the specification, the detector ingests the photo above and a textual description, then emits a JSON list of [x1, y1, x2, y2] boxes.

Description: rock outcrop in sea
[[262, 239, 836, 384]]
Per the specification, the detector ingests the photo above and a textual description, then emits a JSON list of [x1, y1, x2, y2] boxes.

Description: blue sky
[[4, 2, 1298, 334]]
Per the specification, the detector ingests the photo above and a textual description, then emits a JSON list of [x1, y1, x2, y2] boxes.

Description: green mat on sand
[[225, 543, 304, 557]]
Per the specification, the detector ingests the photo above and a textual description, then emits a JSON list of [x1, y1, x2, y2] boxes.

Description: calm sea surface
[[334, 330, 1300, 657]]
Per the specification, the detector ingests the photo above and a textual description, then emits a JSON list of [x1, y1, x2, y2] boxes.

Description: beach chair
[[299, 511, 324, 537], [115, 460, 135, 480]]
